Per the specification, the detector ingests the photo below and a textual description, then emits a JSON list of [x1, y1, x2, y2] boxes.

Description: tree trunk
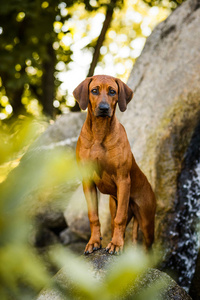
[[87, 5, 115, 77], [71, 1, 116, 112], [42, 43, 55, 118], [1, 70, 25, 117], [11, 88, 25, 115]]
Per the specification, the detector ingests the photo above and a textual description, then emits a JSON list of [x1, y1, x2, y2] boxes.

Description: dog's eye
[[91, 88, 99, 95], [109, 89, 116, 96]]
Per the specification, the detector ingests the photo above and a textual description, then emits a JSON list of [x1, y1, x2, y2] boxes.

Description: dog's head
[[73, 75, 133, 117]]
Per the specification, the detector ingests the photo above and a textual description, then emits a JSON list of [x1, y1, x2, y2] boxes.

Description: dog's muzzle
[[96, 102, 111, 117]]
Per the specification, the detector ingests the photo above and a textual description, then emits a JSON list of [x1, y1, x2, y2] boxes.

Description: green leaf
[[104, 247, 150, 299]]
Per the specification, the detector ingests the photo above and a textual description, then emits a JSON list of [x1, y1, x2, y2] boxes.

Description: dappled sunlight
[[58, 0, 171, 106], [0, 0, 173, 119]]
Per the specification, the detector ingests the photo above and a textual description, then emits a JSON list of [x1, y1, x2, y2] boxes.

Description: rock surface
[[63, 185, 91, 241], [34, 112, 86, 150], [119, 0, 200, 250], [37, 249, 192, 300], [25, 113, 86, 247], [36, 210, 67, 230], [64, 185, 111, 246], [59, 227, 81, 245]]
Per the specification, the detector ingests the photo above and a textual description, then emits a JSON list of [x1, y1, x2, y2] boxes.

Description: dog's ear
[[73, 77, 93, 110], [115, 78, 133, 112]]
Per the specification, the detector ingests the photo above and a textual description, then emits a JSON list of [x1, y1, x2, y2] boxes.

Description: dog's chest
[[89, 142, 105, 162], [90, 143, 116, 194], [93, 169, 116, 195], [88, 140, 120, 173]]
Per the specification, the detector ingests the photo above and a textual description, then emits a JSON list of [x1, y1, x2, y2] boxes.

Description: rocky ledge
[[37, 248, 192, 300]]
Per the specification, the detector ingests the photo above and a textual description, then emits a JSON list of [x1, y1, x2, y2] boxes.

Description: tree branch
[[87, 4, 115, 77], [71, 2, 116, 112]]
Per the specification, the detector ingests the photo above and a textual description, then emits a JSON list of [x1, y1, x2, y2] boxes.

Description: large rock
[[37, 249, 192, 300], [34, 112, 86, 150], [119, 0, 200, 250], [63, 185, 91, 241], [21, 113, 86, 247], [64, 185, 111, 246], [24, 112, 86, 218]]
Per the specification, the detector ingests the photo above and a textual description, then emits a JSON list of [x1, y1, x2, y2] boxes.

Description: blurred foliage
[[0, 0, 184, 120], [0, 117, 168, 300], [0, 0, 123, 118], [144, 0, 184, 8], [0, 117, 79, 299], [49, 246, 166, 300], [0, 0, 74, 118]]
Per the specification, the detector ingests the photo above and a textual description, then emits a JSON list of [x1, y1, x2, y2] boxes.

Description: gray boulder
[[63, 185, 111, 246], [59, 228, 81, 245], [119, 0, 200, 251], [63, 185, 91, 241], [24, 112, 86, 247], [37, 249, 192, 300], [34, 112, 86, 150], [36, 210, 67, 230]]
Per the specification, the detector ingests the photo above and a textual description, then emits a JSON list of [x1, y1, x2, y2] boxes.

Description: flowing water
[[174, 162, 200, 291], [164, 122, 200, 292]]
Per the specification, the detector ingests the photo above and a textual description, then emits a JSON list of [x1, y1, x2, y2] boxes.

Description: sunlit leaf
[[104, 247, 151, 299], [50, 246, 103, 300]]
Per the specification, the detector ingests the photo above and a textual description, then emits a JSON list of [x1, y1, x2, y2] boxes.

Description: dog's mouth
[[96, 106, 111, 117], [96, 110, 111, 117], [97, 113, 111, 117]]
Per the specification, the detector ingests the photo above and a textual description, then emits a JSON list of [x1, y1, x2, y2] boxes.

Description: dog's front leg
[[106, 178, 130, 254], [83, 181, 102, 254]]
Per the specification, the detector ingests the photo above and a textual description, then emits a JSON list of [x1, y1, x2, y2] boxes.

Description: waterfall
[[175, 162, 200, 290], [163, 121, 200, 292]]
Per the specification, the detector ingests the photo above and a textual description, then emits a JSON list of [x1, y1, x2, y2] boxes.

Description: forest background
[[0, 0, 183, 120]]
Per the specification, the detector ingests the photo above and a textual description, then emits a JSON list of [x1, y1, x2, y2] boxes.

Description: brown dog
[[73, 75, 156, 254]]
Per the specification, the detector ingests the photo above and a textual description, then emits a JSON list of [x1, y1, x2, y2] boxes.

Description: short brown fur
[[73, 75, 156, 254]]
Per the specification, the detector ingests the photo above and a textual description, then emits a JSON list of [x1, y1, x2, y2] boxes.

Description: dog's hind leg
[[140, 214, 155, 250], [134, 204, 154, 250], [129, 202, 139, 245], [132, 217, 139, 245], [126, 203, 133, 227]]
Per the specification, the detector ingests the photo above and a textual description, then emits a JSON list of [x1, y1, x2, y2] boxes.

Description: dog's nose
[[98, 102, 110, 112]]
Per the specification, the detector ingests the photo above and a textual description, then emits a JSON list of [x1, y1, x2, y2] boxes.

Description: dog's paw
[[105, 242, 123, 255], [84, 240, 102, 255]]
